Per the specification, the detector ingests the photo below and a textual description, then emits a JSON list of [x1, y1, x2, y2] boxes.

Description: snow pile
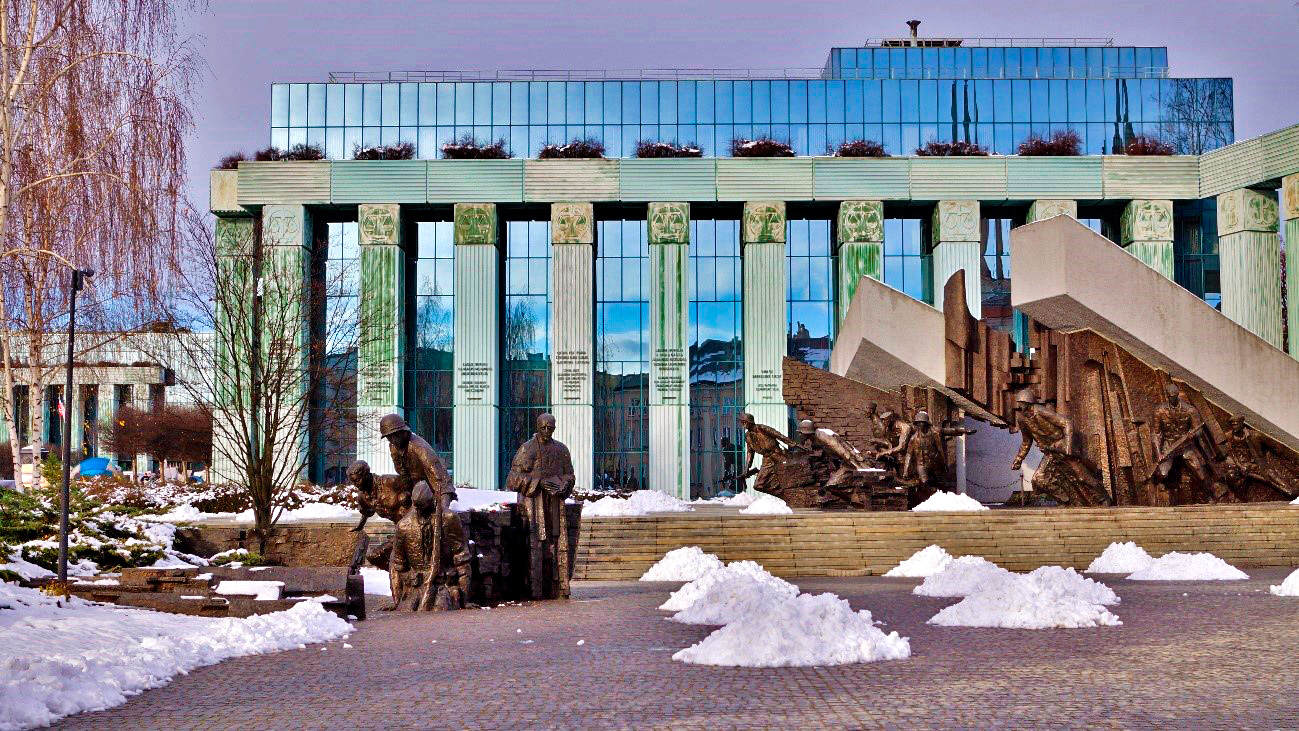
[[739, 493, 792, 515], [359, 567, 392, 596], [693, 492, 757, 507], [928, 568, 1122, 629], [234, 502, 360, 523], [913, 556, 1015, 597], [672, 592, 910, 667], [139, 503, 236, 523], [911, 491, 988, 512], [1126, 552, 1249, 581], [0, 551, 56, 581], [214, 581, 285, 601], [0, 580, 351, 730], [449, 487, 518, 512], [1085, 542, 1156, 574], [884, 545, 955, 577], [1292, 495, 1299, 505], [1269, 568, 1299, 597], [582, 490, 694, 517], [659, 560, 790, 613], [669, 569, 800, 626], [639, 547, 724, 582]]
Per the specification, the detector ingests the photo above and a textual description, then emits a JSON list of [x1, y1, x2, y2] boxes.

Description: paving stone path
[[53, 569, 1299, 730]]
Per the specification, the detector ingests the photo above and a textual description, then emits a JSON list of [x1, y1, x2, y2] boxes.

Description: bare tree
[[0, 0, 201, 488], [1159, 78, 1233, 155], [103, 403, 211, 474]]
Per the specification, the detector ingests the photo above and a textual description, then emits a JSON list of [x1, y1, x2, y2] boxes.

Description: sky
[[186, 0, 1299, 202]]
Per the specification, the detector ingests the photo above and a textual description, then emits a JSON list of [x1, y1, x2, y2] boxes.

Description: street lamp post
[[57, 267, 93, 582]]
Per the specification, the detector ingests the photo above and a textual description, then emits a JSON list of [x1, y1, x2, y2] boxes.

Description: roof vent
[[906, 20, 921, 40]]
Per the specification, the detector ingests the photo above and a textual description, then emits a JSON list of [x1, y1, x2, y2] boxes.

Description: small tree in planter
[[441, 135, 512, 159], [915, 140, 990, 157], [214, 152, 246, 170], [1124, 135, 1175, 156], [634, 140, 703, 158], [731, 137, 795, 157], [538, 138, 606, 159], [353, 141, 416, 160], [252, 144, 325, 162], [1017, 130, 1081, 156], [832, 139, 888, 158]]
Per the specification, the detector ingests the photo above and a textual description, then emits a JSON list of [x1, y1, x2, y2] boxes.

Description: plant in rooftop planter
[[1016, 129, 1081, 156], [253, 146, 282, 162], [440, 135, 512, 159], [634, 140, 704, 158], [253, 144, 325, 162], [214, 152, 246, 170], [832, 139, 888, 158], [730, 137, 795, 158], [914, 140, 989, 157], [538, 138, 606, 159], [353, 141, 416, 160], [1124, 135, 1175, 156]]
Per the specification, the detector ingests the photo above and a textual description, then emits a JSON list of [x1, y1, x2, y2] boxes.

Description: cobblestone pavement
[[53, 569, 1299, 731]]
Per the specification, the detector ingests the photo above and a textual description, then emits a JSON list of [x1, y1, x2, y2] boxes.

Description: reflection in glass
[[407, 221, 455, 467], [786, 219, 833, 369], [594, 220, 649, 492], [312, 222, 360, 485], [500, 221, 552, 480], [690, 220, 743, 499]]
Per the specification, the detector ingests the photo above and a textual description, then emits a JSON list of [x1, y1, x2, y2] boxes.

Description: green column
[[836, 200, 884, 327], [647, 203, 691, 499], [452, 203, 500, 489], [1217, 188, 1282, 348], [212, 216, 256, 485], [1284, 174, 1299, 357], [550, 202, 594, 491], [357, 204, 406, 473], [1120, 200, 1175, 279], [930, 200, 982, 315], [742, 201, 788, 437], [260, 204, 312, 484], [1026, 199, 1077, 223]]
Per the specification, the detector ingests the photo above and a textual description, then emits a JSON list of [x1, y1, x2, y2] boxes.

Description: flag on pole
[[57, 399, 65, 421]]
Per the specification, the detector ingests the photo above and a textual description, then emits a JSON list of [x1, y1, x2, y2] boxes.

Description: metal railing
[[328, 68, 830, 83], [831, 66, 1170, 80], [863, 37, 1115, 47]]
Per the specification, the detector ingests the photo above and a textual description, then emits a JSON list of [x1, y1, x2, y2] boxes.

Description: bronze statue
[[901, 411, 945, 493], [1149, 383, 1218, 502], [345, 460, 411, 572], [1220, 416, 1296, 501], [506, 413, 576, 600], [740, 412, 798, 488], [1010, 389, 1109, 506], [379, 413, 470, 611]]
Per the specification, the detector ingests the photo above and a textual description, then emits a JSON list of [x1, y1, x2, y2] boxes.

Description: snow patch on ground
[[359, 567, 392, 597], [214, 581, 285, 601], [884, 545, 955, 578], [672, 592, 911, 667], [669, 570, 800, 626], [1269, 568, 1299, 597], [1085, 542, 1156, 574], [913, 556, 1015, 598], [911, 491, 988, 512], [639, 547, 724, 582], [0, 581, 351, 731], [0, 552, 55, 581], [1126, 552, 1249, 581], [659, 561, 790, 613], [581, 490, 694, 517], [927, 567, 1122, 629], [739, 494, 792, 515], [450, 488, 518, 512]]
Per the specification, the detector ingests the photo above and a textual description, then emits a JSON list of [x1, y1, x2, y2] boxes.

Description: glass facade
[[1174, 199, 1222, 309], [407, 221, 456, 466], [499, 220, 552, 480], [271, 42, 1231, 159], [311, 221, 360, 485], [883, 218, 926, 302], [689, 219, 744, 498], [786, 218, 834, 369], [594, 219, 649, 492]]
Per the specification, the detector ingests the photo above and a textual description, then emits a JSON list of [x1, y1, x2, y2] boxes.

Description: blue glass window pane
[[988, 48, 1004, 78], [992, 80, 1012, 122], [1030, 80, 1049, 121], [922, 47, 938, 75], [788, 81, 807, 123], [621, 82, 639, 124], [566, 81, 583, 125], [881, 81, 900, 123], [695, 81, 714, 123], [918, 80, 937, 122], [1119, 47, 1135, 73], [546, 82, 564, 125], [1070, 48, 1085, 75], [326, 127, 344, 158], [715, 81, 733, 123], [436, 84, 454, 125], [1005, 48, 1021, 77], [659, 81, 676, 124], [289, 83, 307, 126], [418, 83, 436, 125], [844, 80, 863, 122], [826, 80, 844, 123], [271, 84, 289, 127], [1049, 80, 1067, 120], [1021, 48, 1038, 78], [451, 83, 469, 125], [677, 81, 695, 122], [307, 83, 326, 127], [905, 48, 920, 75], [359, 84, 379, 126], [399, 83, 418, 126], [1067, 80, 1086, 123], [602, 82, 620, 123], [511, 83, 528, 124], [808, 81, 826, 123], [382, 83, 399, 126], [970, 49, 985, 78], [530, 83, 547, 125], [470, 82, 489, 125], [1153, 48, 1168, 71], [289, 126, 307, 147], [491, 83, 510, 124], [751, 81, 769, 124], [1086, 80, 1105, 122], [640, 81, 659, 124], [770, 81, 789, 123], [584, 81, 602, 122], [1135, 48, 1152, 74]]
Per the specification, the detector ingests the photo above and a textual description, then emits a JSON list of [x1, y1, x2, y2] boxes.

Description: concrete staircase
[[574, 503, 1299, 581]]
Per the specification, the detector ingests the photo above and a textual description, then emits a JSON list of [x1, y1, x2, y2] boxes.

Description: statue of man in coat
[[506, 413, 576, 599]]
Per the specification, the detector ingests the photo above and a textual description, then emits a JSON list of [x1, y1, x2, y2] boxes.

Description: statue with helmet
[[1010, 389, 1109, 506]]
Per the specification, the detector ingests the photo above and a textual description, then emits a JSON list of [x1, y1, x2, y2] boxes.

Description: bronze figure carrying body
[[1010, 389, 1108, 506], [1149, 383, 1217, 502], [1220, 416, 1296, 501], [380, 413, 470, 611], [345, 460, 411, 571], [740, 412, 798, 489], [506, 413, 576, 600]]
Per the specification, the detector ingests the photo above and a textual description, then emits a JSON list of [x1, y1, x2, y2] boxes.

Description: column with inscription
[[647, 203, 691, 498], [357, 204, 406, 474], [836, 200, 884, 327], [929, 200, 982, 316], [742, 201, 789, 441], [260, 203, 313, 483], [1217, 188, 1282, 348], [452, 203, 500, 489], [1120, 199, 1175, 279], [550, 202, 595, 491]]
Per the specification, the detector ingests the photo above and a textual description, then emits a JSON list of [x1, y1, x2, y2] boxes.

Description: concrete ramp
[[1012, 216, 1299, 452]]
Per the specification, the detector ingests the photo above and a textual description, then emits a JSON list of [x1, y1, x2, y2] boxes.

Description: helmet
[[379, 413, 411, 439], [1015, 388, 1038, 404], [912, 411, 931, 425], [879, 409, 896, 420], [798, 419, 816, 434]]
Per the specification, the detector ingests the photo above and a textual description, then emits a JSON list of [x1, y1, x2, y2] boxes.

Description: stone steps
[[573, 502, 1299, 580]]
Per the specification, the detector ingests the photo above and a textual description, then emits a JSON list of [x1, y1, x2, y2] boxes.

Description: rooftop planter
[[252, 144, 325, 162], [1017, 130, 1081, 156], [440, 136, 511, 160], [353, 141, 415, 160], [634, 140, 703, 158], [831, 139, 888, 158], [1123, 134, 1176, 156], [214, 152, 246, 170], [915, 140, 990, 157], [538, 138, 605, 159], [731, 137, 795, 158]]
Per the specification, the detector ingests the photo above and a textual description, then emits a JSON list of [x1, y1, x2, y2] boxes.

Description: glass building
[[214, 35, 1266, 498]]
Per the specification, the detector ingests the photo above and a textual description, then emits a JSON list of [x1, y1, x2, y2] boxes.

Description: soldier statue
[[870, 408, 914, 475], [1220, 416, 1296, 501], [345, 459, 411, 572], [1009, 389, 1109, 506], [1149, 383, 1218, 503], [379, 413, 470, 611], [901, 411, 946, 495], [506, 413, 577, 600], [739, 412, 799, 489]]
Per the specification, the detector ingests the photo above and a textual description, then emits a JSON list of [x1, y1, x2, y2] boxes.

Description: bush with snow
[[582, 490, 694, 517], [659, 560, 792, 613], [927, 569, 1121, 629], [739, 493, 792, 515], [669, 571, 800, 626], [1085, 541, 1156, 574], [1126, 552, 1248, 581], [913, 556, 1015, 598], [884, 545, 955, 578], [911, 491, 988, 512], [672, 592, 910, 667], [640, 547, 724, 582], [0, 580, 351, 730], [1269, 568, 1299, 597]]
